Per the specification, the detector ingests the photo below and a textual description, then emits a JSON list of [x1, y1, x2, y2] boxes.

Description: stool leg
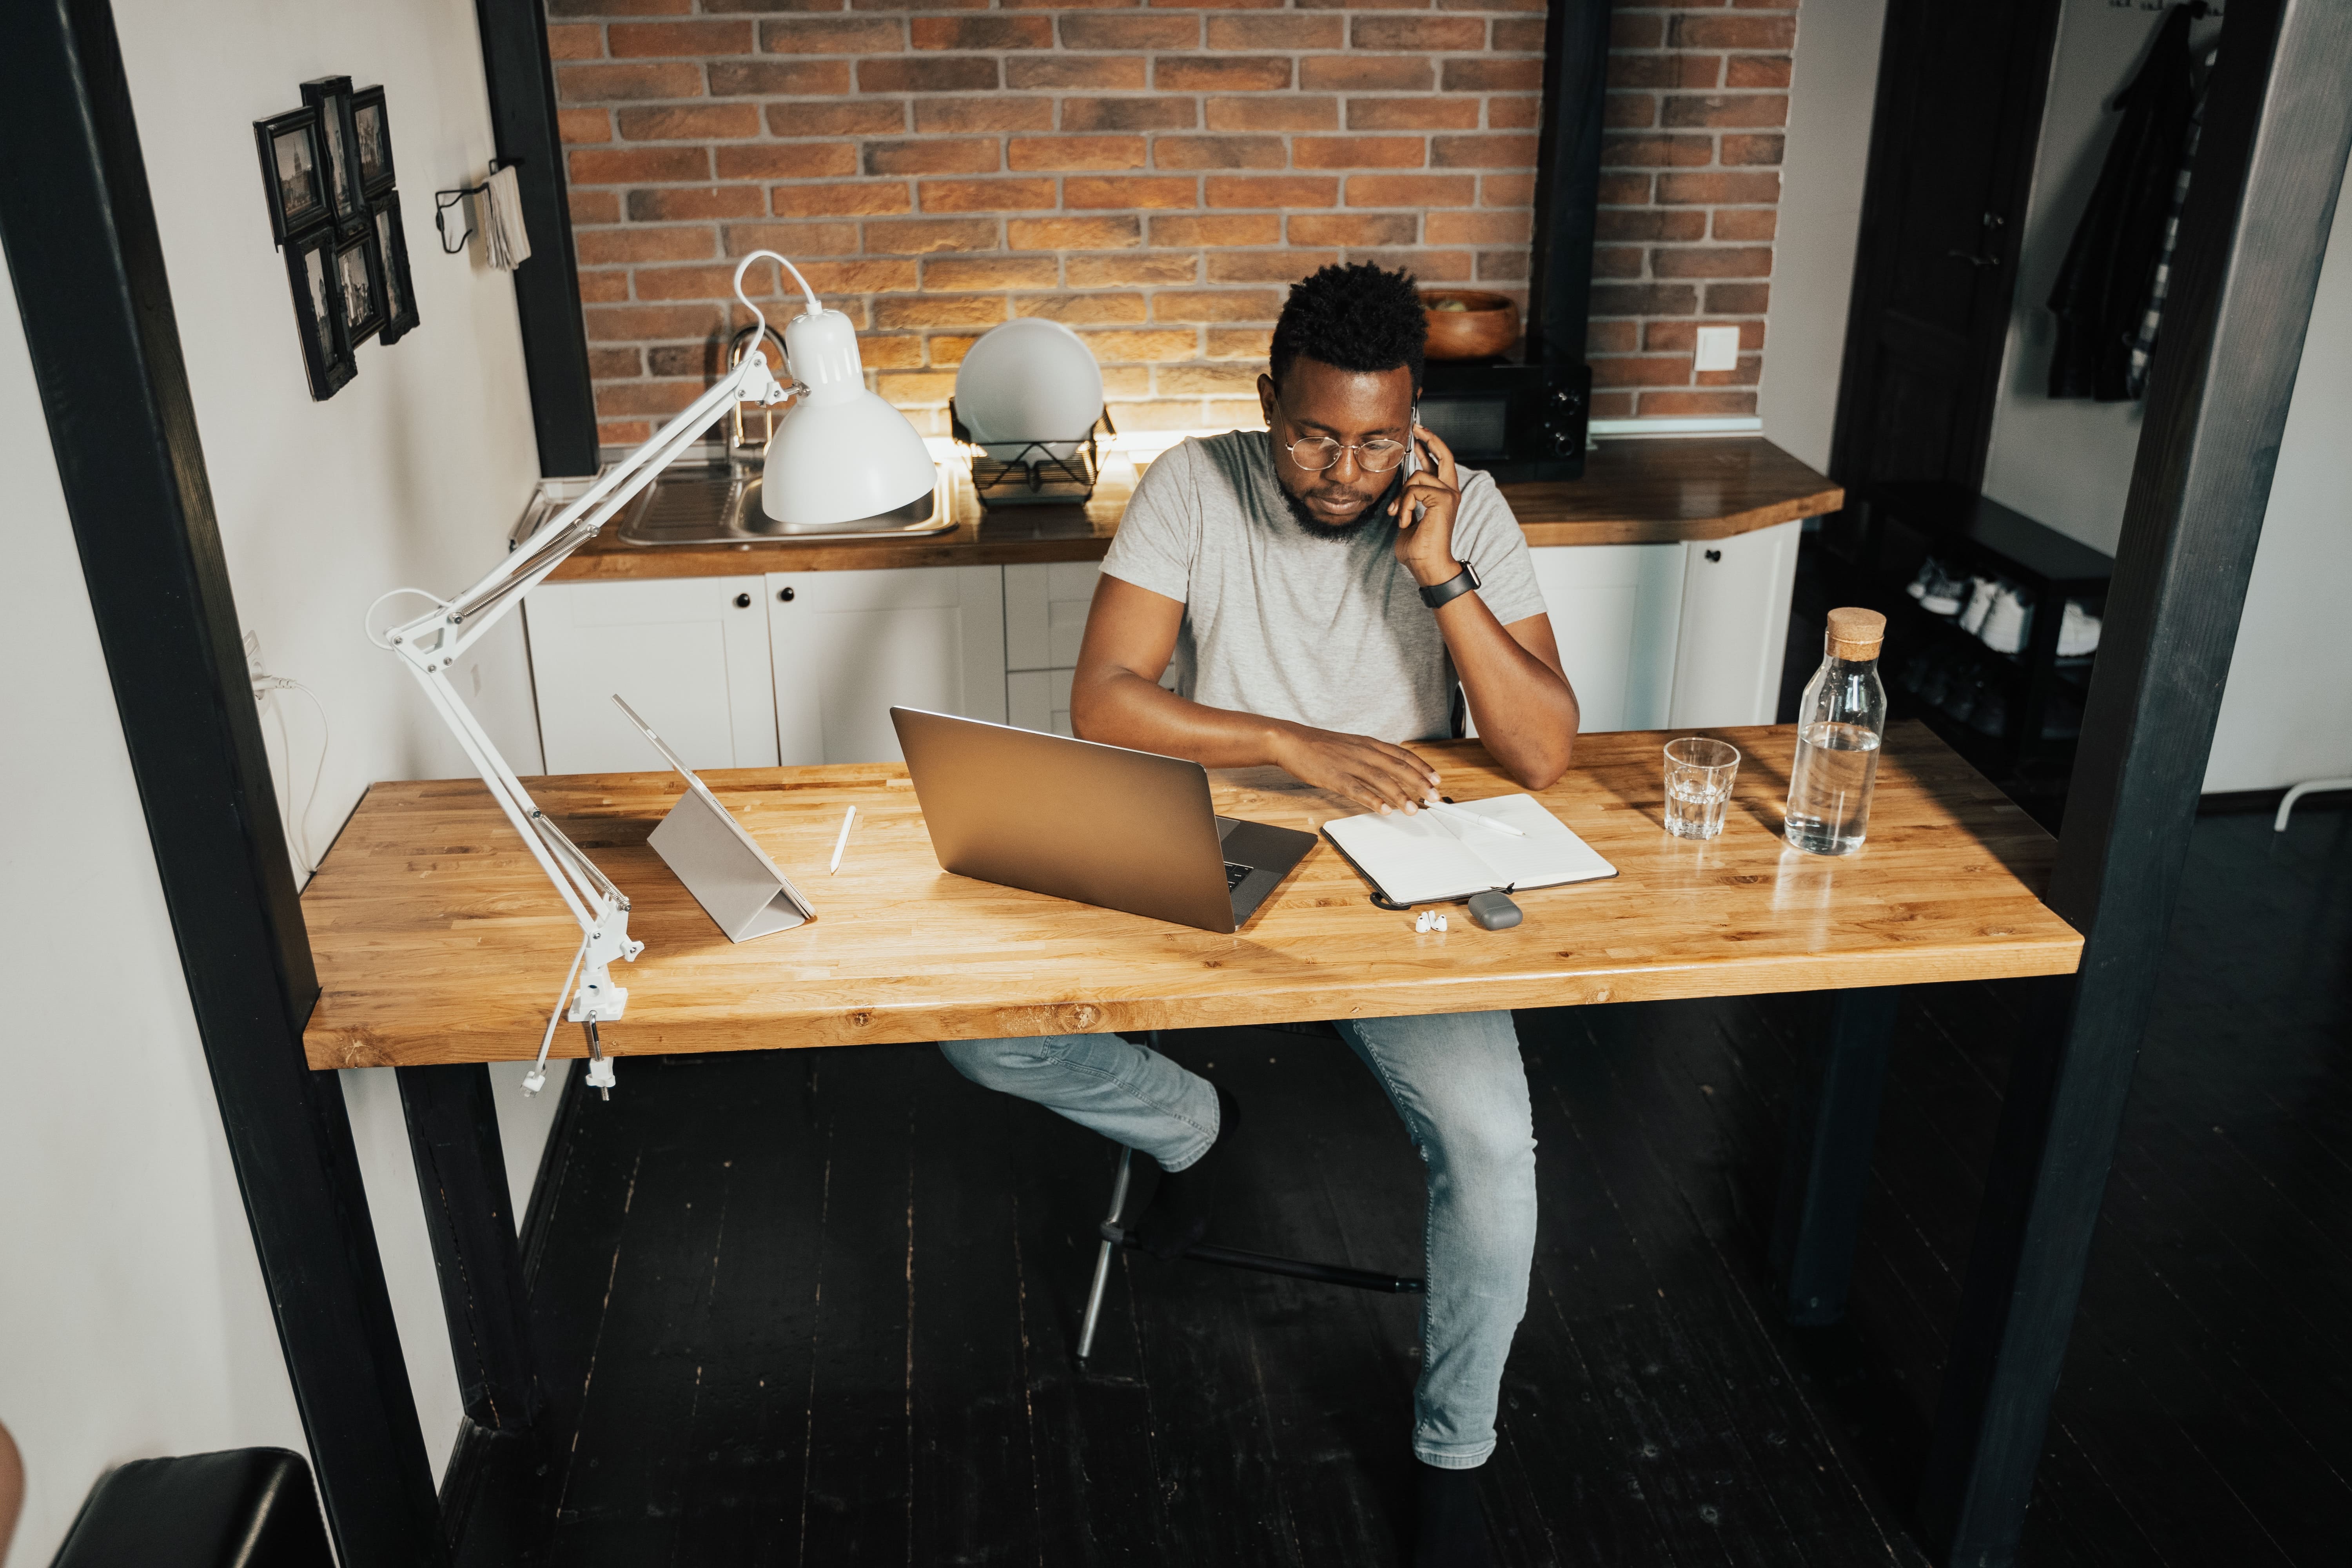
[[1074, 1146, 1134, 1369]]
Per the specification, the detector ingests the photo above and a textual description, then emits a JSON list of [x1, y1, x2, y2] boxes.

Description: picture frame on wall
[[253, 107, 329, 246], [285, 227, 354, 399], [351, 85, 395, 197], [371, 191, 421, 345], [336, 226, 387, 347], [300, 75, 367, 229]]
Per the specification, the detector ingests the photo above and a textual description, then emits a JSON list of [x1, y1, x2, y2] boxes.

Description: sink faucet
[[727, 323, 789, 475]]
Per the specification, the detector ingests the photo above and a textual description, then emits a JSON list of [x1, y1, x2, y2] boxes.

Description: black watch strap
[[1419, 561, 1481, 609]]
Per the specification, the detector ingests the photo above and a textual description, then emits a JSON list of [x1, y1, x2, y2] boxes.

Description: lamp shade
[[760, 307, 935, 526]]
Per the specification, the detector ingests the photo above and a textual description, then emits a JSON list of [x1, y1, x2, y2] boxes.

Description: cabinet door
[[524, 577, 778, 775], [1668, 519, 1801, 728], [1523, 544, 1686, 733], [766, 565, 1007, 765], [1004, 561, 1102, 671]]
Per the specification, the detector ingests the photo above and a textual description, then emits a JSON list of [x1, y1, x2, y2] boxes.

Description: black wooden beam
[[1919, 0, 2352, 1561], [0, 4, 448, 1564], [474, 0, 599, 476]]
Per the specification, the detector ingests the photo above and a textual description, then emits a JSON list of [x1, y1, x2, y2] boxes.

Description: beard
[[1279, 469, 1403, 541]]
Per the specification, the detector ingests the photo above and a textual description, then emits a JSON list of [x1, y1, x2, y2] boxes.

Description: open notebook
[[1323, 794, 1617, 907]]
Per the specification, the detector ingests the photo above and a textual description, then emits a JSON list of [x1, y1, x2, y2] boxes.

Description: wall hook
[[433, 157, 521, 256]]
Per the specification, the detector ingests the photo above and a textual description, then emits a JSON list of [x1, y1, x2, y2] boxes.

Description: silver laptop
[[890, 708, 1316, 933]]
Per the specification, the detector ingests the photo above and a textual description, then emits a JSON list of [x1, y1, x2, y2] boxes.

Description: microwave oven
[[1415, 359, 1590, 483]]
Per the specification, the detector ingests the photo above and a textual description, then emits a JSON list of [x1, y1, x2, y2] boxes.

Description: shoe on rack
[[1943, 668, 1979, 724], [1979, 584, 2034, 654], [1914, 559, 1967, 617], [1957, 577, 1998, 635], [2041, 683, 2084, 740], [1915, 646, 1955, 708], [2058, 600, 2101, 657], [1970, 682, 2009, 737]]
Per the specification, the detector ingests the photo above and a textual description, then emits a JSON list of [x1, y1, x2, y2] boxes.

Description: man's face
[[1256, 358, 1416, 535]]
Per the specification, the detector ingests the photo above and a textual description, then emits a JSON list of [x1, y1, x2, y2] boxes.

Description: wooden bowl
[[1421, 290, 1520, 360]]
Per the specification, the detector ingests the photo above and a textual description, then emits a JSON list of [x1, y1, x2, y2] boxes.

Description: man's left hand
[[1390, 423, 1464, 590]]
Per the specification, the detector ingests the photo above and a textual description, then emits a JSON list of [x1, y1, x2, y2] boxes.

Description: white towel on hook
[[483, 164, 532, 271]]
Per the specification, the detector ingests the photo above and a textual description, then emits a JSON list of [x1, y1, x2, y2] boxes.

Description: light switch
[[1693, 326, 1741, 373]]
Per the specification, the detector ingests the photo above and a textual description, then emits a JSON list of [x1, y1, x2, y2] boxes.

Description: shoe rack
[[1813, 483, 2114, 796]]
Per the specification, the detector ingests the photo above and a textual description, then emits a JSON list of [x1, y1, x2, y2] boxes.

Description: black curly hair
[[1268, 262, 1426, 393]]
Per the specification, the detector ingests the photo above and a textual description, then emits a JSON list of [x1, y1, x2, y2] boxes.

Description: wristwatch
[[1418, 561, 1481, 609]]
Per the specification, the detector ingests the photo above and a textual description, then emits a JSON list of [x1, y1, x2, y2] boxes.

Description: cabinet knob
[[734, 592, 752, 608], [777, 585, 795, 603], [1704, 549, 1722, 563]]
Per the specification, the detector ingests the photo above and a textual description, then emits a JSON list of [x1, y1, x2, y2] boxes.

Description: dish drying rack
[[950, 402, 1116, 507]]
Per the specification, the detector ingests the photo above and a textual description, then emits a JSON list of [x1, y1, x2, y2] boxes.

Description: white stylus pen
[[1425, 799, 1526, 838], [828, 805, 856, 873]]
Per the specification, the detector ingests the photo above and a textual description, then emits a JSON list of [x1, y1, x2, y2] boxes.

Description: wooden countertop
[[546, 436, 1841, 582], [299, 721, 2077, 1070]]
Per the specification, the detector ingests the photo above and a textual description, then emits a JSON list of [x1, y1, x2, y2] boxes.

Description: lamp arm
[[370, 251, 814, 1093]]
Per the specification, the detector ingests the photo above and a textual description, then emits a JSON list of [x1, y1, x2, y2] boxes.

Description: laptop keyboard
[[1225, 861, 1254, 891]]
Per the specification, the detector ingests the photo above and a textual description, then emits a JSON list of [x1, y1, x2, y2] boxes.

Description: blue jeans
[[940, 1011, 1537, 1470]]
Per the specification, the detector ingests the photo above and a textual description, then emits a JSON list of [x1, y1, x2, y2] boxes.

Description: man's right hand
[[1269, 724, 1442, 815]]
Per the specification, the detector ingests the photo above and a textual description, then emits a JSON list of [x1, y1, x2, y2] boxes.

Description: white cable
[[253, 674, 330, 877], [731, 249, 820, 335], [523, 935, 590, 1096], [365, 586, 449, 649]]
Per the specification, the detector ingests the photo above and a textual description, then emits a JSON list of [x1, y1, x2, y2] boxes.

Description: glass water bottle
[[1785, 607, 1888, 856]]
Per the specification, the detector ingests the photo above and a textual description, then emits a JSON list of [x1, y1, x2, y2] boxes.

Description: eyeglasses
[[1274, 401, 1410, 472]]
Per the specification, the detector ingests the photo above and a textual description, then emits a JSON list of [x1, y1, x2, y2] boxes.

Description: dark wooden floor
[[472, 806, 2352, 1566]]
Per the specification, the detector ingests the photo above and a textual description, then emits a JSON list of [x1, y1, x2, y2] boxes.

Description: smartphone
[[1404, 405, 1425, 522]]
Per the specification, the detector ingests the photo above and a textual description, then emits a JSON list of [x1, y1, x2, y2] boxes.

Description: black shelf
[[1819, 484, 2113, 773]]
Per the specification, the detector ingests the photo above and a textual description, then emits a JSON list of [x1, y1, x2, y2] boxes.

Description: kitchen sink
[[511, 456, 961, 549], [614, 461, 957, 546]]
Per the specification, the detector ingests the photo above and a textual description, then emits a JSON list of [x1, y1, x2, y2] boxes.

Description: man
[[940, 263, 1579, 1567]]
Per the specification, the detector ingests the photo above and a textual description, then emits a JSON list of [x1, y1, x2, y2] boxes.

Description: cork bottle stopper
[[1826, 607, 1887, 661]]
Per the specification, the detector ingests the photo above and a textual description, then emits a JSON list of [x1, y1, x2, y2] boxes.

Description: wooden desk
[[326, 721, 2081, 1559], [301, 721, 2078, 1071]]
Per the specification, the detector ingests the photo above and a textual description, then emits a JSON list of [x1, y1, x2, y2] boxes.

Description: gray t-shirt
[[1100, 430, 1548, 744]]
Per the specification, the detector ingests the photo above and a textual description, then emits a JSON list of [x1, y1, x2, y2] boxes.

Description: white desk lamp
[[372, 250, 931, 1097]]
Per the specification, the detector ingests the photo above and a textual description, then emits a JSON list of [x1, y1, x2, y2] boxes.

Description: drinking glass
[[1663, 737, 1740, 840]]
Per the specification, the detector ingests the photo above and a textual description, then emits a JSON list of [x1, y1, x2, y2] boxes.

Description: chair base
[[1073, 1146, 1425, 1368]]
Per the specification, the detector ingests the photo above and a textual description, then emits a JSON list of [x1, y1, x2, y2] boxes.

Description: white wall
[[1758, 0, 1889, 472], [1979, 1, 2223, 550], [1, 6, 568, 1560], [1973, 0, 2352, 792], [0, 264, 313, 1568], [2202, 164, 2352, 793]]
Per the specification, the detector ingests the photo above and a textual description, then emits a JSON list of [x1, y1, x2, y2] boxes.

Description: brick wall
[[550, 0, 1794, 446]]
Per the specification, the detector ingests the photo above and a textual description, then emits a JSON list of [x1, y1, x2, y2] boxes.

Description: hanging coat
[[2046, 4, 2201, 401]]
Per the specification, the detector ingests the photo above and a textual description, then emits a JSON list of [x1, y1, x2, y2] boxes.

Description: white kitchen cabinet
[[525, 576, 778, 775], [765, 565, 1006, 764], [1523, 544, 1687, 733], [1007, 667, 1077, 736], [1667, 519, 1801, 729], [1004, 560, 1101, 673], [1004, 561, 1098, 735]]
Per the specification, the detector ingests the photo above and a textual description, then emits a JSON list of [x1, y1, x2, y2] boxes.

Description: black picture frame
[[336, 225, 387, 346], [351, 85, 395, 197], [254, 107, 330, 246], [286, 227, 354, 399], [300, 75, 366, 229], [371, 191, 420, 345]]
